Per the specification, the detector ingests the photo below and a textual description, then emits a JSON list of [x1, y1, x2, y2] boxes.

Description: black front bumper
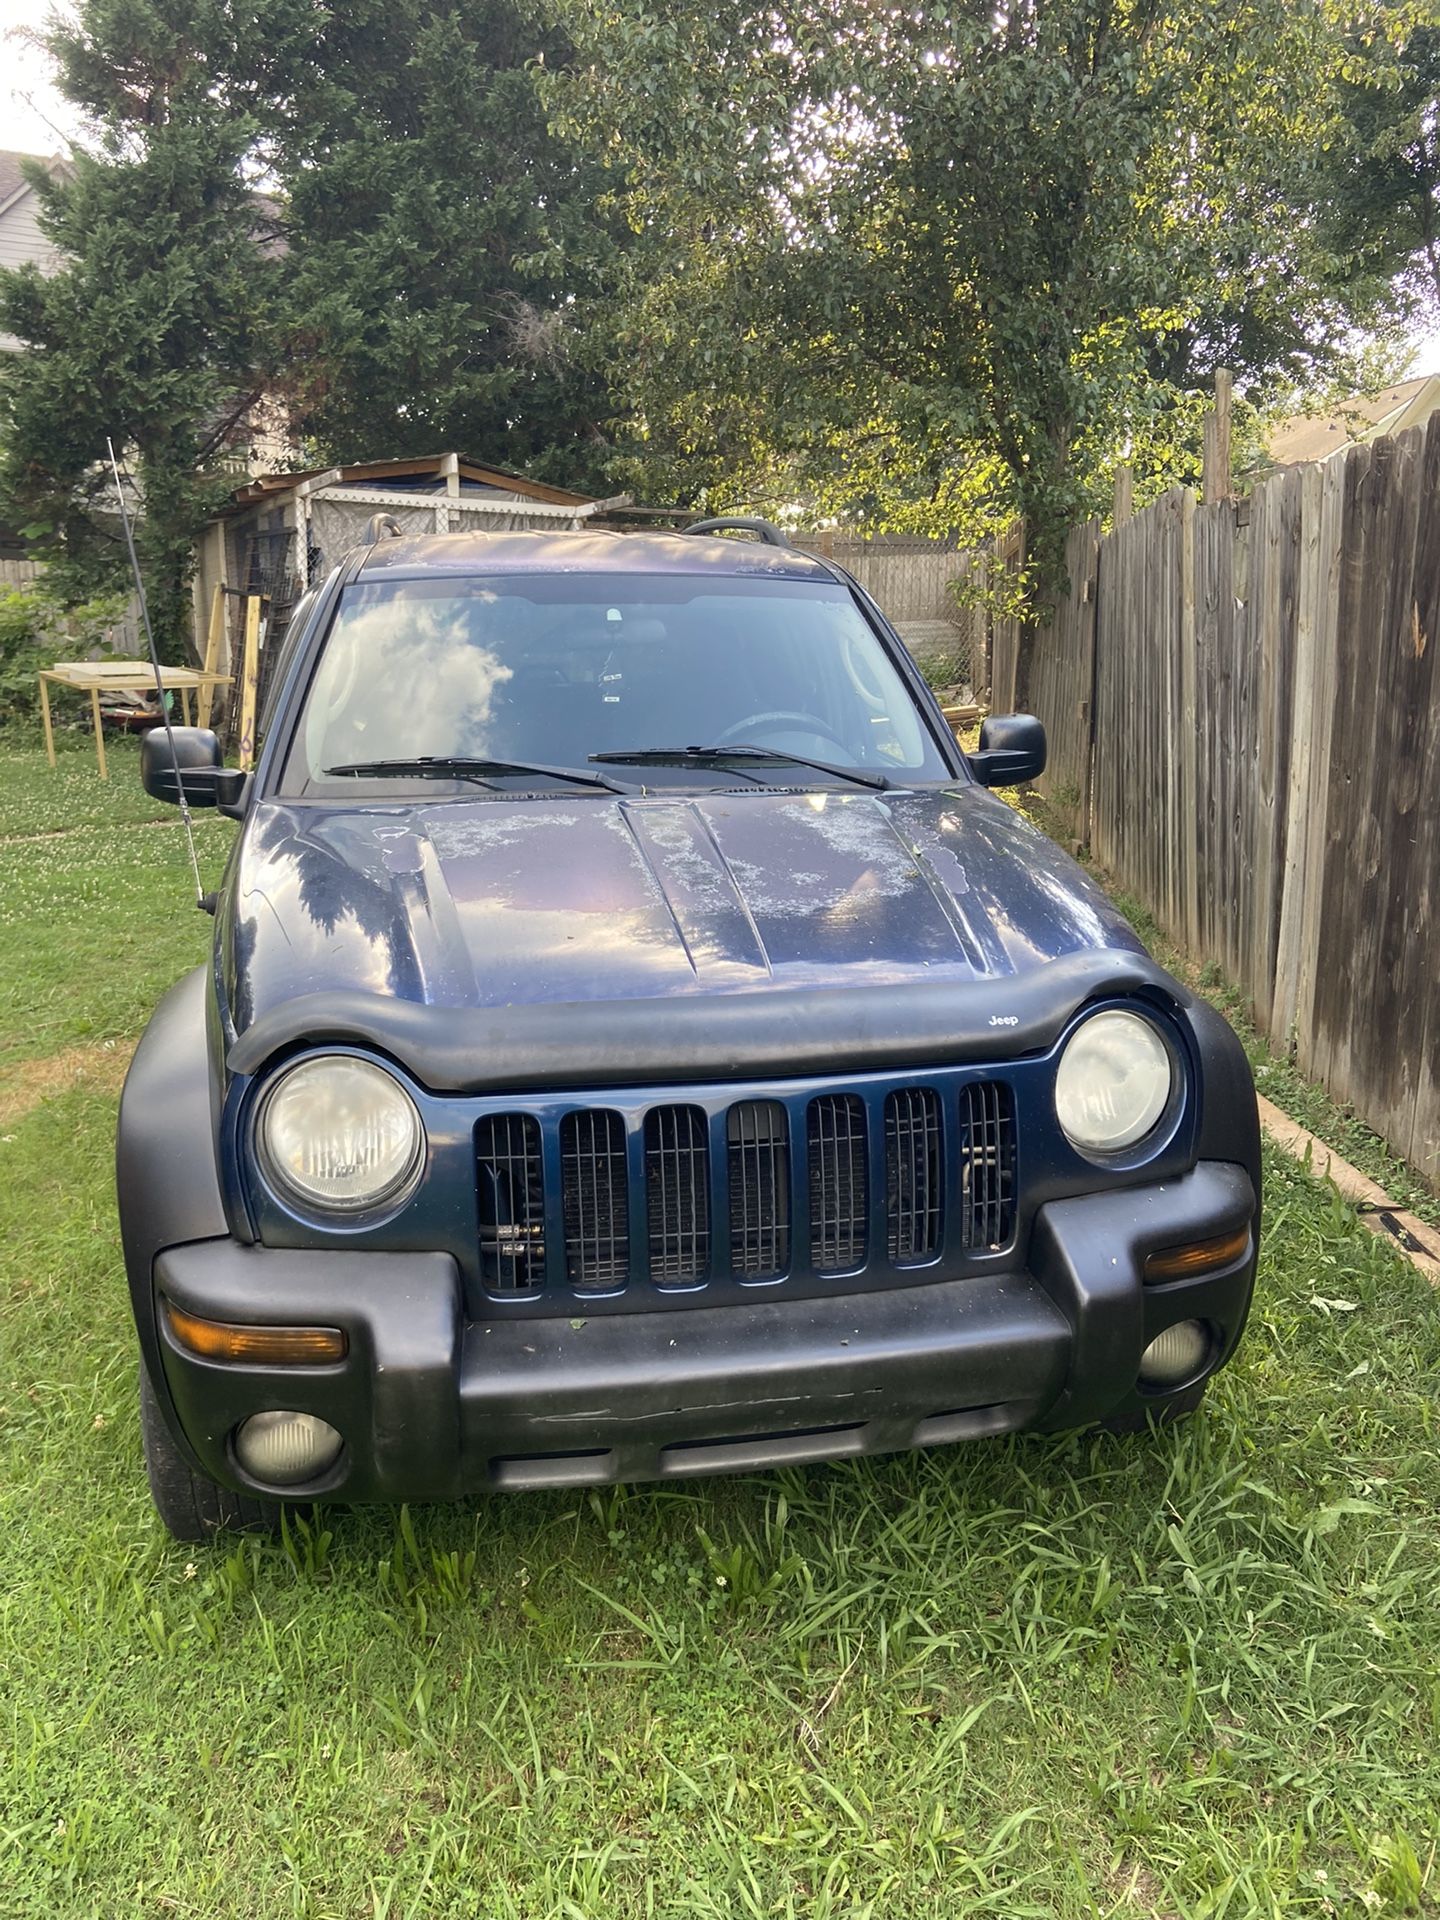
[[150, 1160, 1257, 1500]]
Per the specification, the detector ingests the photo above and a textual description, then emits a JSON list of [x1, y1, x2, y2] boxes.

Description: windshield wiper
[[591, 744, 891, 791], [323, 756, 631, 794]]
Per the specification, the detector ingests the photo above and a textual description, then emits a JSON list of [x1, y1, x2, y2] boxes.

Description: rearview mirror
[[140, 727, 247, 812], [969, 713, 1046, 788]]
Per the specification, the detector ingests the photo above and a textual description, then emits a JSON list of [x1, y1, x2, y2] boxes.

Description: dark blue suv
[[120, 519, 1260, 1538]]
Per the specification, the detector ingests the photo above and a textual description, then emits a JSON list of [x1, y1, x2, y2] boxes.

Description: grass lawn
[[2, 737, 1439, 1919]]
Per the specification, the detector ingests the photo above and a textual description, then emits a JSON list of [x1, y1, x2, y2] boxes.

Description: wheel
[[139, 1363, 285, 1541], [711, 710, 854, 753]]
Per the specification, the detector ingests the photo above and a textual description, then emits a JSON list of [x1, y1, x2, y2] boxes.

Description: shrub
[[0, 585, 131, 727]]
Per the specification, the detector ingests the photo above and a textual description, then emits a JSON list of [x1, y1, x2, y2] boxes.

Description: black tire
[[139, 1363, 285, 1542]]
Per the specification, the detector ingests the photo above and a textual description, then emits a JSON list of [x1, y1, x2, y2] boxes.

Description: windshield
[[281, 573, 951, 794]]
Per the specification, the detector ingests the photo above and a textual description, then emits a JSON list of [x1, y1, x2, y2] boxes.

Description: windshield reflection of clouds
[[304, 596, 512, 769]]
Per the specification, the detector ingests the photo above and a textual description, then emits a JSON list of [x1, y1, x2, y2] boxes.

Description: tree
[[1314, 18, 1440, 334], [0, 0, 628, 653], [273, 0, 623, 489], [0, 0, 281, 655], [555, 0, 1405, 610]]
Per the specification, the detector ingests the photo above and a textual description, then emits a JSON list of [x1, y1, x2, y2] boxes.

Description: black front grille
[[808, 1094, 868, 1272], [885, 1087, 942, 1262], [476, 1113, 545, 1290], [561, 1109, 629, 1289], [476, 1077, 1016, 1297], [728, 1101, 790, 1278], [645, 1105, 710, 1284], [960, 1081, 1016, 1249]]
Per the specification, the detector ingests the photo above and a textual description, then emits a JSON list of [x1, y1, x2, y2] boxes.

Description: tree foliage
[[271, 0, 621, 485], [0, 0, 281, 654], [0, 0, 624, 653], [555, 0, 1417, 573], [1316, 14, 1440, 330]]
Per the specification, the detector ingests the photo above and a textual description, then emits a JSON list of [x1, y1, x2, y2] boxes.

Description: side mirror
[[140, 727, 248, 812], [969, 713, 1046, 788]]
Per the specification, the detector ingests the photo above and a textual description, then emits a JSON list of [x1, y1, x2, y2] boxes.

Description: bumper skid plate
[[154, 1160, 1256, 1499]]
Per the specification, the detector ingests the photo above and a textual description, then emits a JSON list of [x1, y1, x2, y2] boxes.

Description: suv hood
[[222, 787, 1155, 1086]]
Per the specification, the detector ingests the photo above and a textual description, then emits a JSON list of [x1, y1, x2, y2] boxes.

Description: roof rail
[[683, 516, 791, 548], [363, 512, 405, 545]]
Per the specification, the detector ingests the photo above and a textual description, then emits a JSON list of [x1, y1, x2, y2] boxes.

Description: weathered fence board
[[1019, 417, 1440, 1191], [1027, 519, 1100, 841]]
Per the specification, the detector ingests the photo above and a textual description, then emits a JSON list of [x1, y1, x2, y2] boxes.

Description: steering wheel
[[712, 710, 853, 754], [842, 633, 889, 712]]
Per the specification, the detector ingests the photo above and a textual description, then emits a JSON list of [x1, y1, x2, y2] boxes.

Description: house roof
[[1266, 373, 1440, 466], [223, 453, 596, 513], [0, 150, 68, 219]]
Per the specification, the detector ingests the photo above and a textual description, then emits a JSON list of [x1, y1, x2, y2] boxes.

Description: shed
[[192, 452, 623, 669]]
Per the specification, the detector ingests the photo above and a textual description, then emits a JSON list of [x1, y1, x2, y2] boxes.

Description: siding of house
[[0, 171, 63, 350]]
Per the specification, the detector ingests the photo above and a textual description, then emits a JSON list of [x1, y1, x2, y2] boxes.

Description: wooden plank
[[1113, 466, 1133, 527], [1293, 454, 1346, 1077], [90, 685, 108, 780], [1178, 488, 1199, 951], [1307, 441, 1377, 1103], [197, 582, 226, 730], [1202, 368, 1234, 504], [1399, 415, 1440, 1184], [1347, 426, 1431, 1161], [236, 595, 262, 772], [38, 672, 55, 768], [1272, 460, 1325, 1042]]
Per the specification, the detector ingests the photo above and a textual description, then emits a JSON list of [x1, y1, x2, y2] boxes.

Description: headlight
[[257, 1054, 424, 1213], [1055, 1010, 1173, 1154]]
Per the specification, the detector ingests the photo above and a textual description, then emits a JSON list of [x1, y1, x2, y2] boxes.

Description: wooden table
[[38, 662, 233, 780]]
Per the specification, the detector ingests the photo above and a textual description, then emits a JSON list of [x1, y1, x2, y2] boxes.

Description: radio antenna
[[105, 437, 205, 907]]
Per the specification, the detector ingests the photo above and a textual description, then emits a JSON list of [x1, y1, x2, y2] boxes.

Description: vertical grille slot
[[561, 1109, 629, 1289], [808, 1093, 868, 1272], [727, 1101, 790, 1278], [960, 1081, 1016, 1249], [885, 1087, 942, 1262], [645, 1105, 710, 1284], [476, 1114, 545, 1291]]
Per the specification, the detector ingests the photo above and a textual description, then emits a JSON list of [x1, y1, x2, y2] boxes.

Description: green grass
[[3, 736, 1440, 1918]]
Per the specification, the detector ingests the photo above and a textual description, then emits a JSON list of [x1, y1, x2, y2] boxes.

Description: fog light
[[234, 1410, 342, 1486], [1138, 1320, 1210, 1390]]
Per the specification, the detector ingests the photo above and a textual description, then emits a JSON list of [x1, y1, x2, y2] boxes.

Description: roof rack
[[362, 512, 405, 545], [683, 516, 791, 548]]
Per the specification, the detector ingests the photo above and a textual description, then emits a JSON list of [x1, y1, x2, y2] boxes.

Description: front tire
[[139, 1363, 284, 1541]]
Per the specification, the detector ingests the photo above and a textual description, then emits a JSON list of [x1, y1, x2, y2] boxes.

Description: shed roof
[[222, 453, 596, 514]]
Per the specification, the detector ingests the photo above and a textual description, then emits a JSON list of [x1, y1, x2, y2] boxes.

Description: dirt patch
[[0, 1039, 136, 1129]]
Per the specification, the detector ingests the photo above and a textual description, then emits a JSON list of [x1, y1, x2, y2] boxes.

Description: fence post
[[1113, 465, 1134, 527], [1178, 489, 1200, 950], [1203, 369, 1234, 504], [236, 595, 262, 771], [1290, 454, 1346, 1070], [197, 583, 226, 731]]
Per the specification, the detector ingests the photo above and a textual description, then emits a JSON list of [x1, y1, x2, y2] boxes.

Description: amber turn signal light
[[1143, 1224, 1251, 1282], [162, 1299, 348, 1365]]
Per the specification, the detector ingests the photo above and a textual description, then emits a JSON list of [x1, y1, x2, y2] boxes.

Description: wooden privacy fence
[[794, 534, 986, 696], [1020, 417, 1440, 1190]]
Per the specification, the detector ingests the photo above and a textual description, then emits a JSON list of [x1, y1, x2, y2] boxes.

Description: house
[[0, 150, 67, 351], [193, 452, 625, 671], [1265, 372, 1440, 467]]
